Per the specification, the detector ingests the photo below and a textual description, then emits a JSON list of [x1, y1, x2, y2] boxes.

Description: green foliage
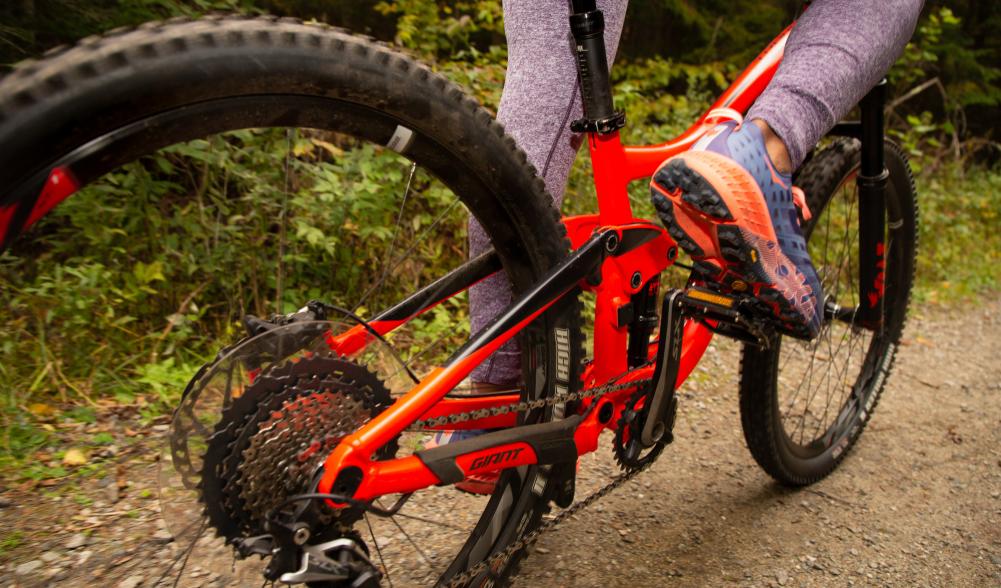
[[887, 7, 1001, 169], [898, 6, 1001, 108], [913, 166, 1001, 302], [374, 0, 503, 63], [0, 531, 24, 555]]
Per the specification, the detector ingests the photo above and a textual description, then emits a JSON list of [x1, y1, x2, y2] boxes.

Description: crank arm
[[639, 290, 684, 446]]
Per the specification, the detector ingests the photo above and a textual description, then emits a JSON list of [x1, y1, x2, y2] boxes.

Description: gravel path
[[2, 297, 999, 587]]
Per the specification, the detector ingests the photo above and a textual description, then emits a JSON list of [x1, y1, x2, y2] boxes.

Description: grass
[[912, 167, 1001, 302]]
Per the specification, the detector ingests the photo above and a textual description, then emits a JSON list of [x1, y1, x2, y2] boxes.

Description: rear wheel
[[0, 17, 582, 586], [739, 138, 918, 485]]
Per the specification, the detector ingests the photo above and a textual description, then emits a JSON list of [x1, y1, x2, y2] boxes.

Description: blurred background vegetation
[[0, 1, 998, 475]]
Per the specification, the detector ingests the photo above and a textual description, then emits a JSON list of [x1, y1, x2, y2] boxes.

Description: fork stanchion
[[857, 79, 888, 330]]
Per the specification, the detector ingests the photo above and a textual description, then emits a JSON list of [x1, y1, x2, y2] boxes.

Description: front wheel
[[739, 138, 918, 485]]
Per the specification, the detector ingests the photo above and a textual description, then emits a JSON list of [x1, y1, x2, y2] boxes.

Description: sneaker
[[423, 429, 499, 495], [650, 120, 823, 339]]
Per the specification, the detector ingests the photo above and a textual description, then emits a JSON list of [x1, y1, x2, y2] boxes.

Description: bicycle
[[0, 1, 917, 586]]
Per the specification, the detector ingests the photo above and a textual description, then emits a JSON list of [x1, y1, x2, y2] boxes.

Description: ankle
[[750, 118, 793, 175]]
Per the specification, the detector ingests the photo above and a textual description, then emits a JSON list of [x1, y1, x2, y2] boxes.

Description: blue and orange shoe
[[650, 120, 823, 339]]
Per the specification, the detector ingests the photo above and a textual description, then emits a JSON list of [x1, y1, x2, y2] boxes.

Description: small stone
[[117, 575, 144, 588], [151, 529, 173, 544], [15, 560, 43, 576], [40, 551, 60, 563], [535, 547, 550, 554], [77, 550, 94, 566], [66, 533, 88, 550], [0, 497, 12, 508], [775, 570, 789, 586], [105, 483, 120, 503]]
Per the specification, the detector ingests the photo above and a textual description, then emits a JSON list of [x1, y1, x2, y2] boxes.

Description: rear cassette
[[200, 354, 392, 542], [158, 317, 410, 549]]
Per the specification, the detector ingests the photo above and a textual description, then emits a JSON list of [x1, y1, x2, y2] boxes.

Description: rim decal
[[27, 167, 79, 228]]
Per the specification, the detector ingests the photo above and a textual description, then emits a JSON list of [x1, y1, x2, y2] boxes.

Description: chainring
[[199, 354, 393, 543], [613, 389, 666, 470]]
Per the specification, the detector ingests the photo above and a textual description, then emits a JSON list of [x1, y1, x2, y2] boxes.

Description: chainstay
[[443, 459, 653, 588]]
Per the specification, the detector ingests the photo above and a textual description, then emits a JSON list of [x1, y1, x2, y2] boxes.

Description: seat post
[[568, 0, 625, 134]]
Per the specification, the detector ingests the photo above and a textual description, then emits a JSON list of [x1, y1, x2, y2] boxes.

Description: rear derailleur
[[235, 511, 381, 587]]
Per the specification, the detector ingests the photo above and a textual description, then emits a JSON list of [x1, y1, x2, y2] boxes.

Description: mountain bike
[[0, 1, 917, 586]]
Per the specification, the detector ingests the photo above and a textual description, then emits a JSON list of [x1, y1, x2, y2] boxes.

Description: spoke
[[365, 513, 394, 588], [351, 197, 462, 315], [275, 128, 293, 314], [386, 510, 440, 574], [153, 517, 207, 588], [370, 162, 418, 312], [405, 328, 456, 372], [391, 511, 469, 532], [781, 337, 818, 434], [374, 497, 468, 531]]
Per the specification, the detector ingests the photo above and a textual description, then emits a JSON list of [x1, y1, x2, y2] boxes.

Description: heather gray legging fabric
[[469, 0, 924, 385]]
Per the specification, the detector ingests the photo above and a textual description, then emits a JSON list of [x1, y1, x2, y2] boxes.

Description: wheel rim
[[2, 97, 552, 586], [774, 166, 886, 456]]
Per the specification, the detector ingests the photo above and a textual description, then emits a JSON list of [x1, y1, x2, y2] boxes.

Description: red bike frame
[[310, 25, 794, 502], [0, 19, 793, 506]]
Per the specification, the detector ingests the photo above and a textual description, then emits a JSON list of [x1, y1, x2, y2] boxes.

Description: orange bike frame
[[314, 25, 794, 502]]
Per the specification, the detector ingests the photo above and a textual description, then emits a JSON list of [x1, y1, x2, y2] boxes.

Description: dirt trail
[[2, 297, 1000, 588]]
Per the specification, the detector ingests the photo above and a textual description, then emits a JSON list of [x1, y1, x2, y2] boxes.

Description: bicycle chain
[[409, 374, 649, 431]]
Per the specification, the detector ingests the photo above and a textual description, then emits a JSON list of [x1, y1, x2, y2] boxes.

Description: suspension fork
[[857, 80, 888, 330]]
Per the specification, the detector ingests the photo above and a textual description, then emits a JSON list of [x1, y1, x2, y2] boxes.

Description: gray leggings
[[470, 0, 923, 385]]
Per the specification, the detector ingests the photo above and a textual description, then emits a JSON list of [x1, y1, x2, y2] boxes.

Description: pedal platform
[[679, 286, 774, 347]]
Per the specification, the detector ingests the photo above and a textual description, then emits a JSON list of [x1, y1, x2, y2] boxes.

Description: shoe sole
[[454, 474, 497, 495], [651, 152, 817, 339]]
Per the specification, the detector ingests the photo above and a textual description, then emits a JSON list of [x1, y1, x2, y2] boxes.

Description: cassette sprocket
[[199, 354, 393, 543]]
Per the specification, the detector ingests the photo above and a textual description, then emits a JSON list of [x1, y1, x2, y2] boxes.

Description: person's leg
[[651, 0, 923, 338], [748, 0, 925, 171], [468, 0, 628, 385]]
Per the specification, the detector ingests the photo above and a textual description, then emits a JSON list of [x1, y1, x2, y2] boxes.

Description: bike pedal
[[680, 286, 772, 346]]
